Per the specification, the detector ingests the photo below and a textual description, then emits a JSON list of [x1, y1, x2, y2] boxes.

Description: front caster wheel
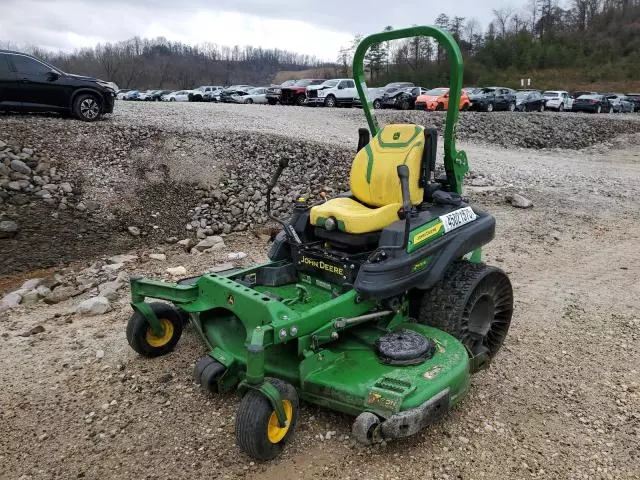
[[352, 412, 381, 445], [194, 356, 226, 393], [235, 378, 299, 461], [126, 302, 183, 357]]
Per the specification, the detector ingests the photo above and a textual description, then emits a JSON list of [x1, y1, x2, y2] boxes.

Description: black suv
[[0, 50, 115, 121], [468, 87, 517, 112]]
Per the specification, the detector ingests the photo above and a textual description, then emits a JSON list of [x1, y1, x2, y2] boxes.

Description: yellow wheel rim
[[145, 318, 174, 348], [267, 400, 293, 444]]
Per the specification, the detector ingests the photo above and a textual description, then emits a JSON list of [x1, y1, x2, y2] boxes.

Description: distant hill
[[5, 37, 325, 89]]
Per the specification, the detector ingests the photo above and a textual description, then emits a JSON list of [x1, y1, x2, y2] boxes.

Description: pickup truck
[[265, 80, 297, 105], [279, 79, 326, 106], [305, 79, 357, 107]]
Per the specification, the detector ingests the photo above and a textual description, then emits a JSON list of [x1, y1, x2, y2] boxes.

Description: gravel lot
[[1, 103, 639, 479]]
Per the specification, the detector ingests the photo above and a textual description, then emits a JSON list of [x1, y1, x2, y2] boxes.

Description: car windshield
[[424, 88, 448, 96], [479, 88, 496, 94], [543, 92, 559, 98], [322, 80, 339, 87], [384, 87, 398, 94], [578, 95, 598, 100], [294, 80, 312, 87], [247, 88, 263, 94], [516, 92, 529, 99]]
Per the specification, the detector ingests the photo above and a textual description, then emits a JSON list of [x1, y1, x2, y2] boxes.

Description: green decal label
[[411, 256, 432, 272], [407, 219, 444, 252]]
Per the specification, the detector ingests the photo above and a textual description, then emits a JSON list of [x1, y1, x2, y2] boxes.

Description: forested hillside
[[350, 0, 640, 90], [0, 38, 326, 89]]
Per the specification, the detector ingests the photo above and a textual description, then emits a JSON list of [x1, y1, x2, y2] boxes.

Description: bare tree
[[465, 18, 483, 42], [493, 6, 516, 36]]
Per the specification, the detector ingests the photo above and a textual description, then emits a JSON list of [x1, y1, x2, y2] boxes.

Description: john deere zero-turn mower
[[125, 26, 514, 461]]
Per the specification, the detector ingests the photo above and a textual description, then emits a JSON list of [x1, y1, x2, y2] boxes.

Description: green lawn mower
[[125, 26, 513, 461]]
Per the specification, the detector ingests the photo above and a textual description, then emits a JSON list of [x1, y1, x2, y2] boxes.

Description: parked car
[[353, 87, 385, 109], [468, 87, 517, 112], [279, 79, 325, 106], [414, 87, 471, 111], [571, 94, 613, 114], [162, 90, 190, 102], [148, 90, 172, 101], [382, 82, 414, 89], [625, 93, 640, 111], [189, 86, 224, 102], [203, 87, 225, 102], [602, 93, 635, 113], [381, 86, 428, 110], [219, 86, 254, 103], [515, 90, 546, 112], [116, 89, 133, 100], [265, 80, 297, 105], [305, 79, 357, 107], [137, 89, 157, 101], [542, 90, 573, 111], [0, 50, 115, 121], [237, 87, 268, 104], [570, 91, 596, 99], [123, 90, 140, 100]]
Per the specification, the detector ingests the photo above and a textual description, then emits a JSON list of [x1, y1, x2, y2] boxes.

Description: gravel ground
[[1, 103, 639, 479]]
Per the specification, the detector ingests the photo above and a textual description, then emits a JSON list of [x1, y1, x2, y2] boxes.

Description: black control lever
[[266, 157, 302, 245], [365, 165, 413, 261], [397, 164, 412, 249]]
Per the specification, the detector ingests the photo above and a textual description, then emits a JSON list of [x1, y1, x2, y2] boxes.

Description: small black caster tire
[[352, 412, 381, 445], [235, 378, 299, 461], [193, 356, 215, 383], [126, 302, 183, 357], [199, 360, 226, 394]]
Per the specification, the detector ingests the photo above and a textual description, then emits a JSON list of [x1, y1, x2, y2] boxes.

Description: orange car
[[415, 87, 471, 111]]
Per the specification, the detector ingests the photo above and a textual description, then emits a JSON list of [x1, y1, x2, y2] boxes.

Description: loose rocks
[[75, 296, 112, 316], [166, 266, 187, 276], [0, 220, 18, 238], [508, 193, 534, 209]]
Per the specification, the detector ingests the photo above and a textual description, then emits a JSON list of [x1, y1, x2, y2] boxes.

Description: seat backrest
[[350, 124, 425, 207]]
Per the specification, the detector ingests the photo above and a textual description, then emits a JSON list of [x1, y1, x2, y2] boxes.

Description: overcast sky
[[1, 0, 519, 60]]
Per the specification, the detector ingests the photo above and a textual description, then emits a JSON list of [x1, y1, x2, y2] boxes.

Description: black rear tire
[[126, 302, 184, 357], [373, 99, 381, 109], [73, 93, 102, 122], [295, 95, 305, 106], [236, 378, 299, 461], [418, 262, 513, 358], [486, 102, 494, 112]]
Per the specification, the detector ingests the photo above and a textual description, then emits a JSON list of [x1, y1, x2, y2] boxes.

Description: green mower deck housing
[[125, 25, 514, 461]]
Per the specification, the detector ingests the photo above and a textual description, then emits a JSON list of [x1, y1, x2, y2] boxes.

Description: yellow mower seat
[[311, 124, 425, 234]]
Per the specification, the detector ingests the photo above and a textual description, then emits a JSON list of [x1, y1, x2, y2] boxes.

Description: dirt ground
[[1, 106, 639, 480]]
